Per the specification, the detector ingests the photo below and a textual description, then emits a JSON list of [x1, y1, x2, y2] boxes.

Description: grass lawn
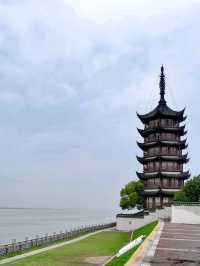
[[3, 230, 130, 266], [0, 230, 98, 260], [106, 220, 158, 266]]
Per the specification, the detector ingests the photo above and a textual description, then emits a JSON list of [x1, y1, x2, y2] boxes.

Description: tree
[[120, 180, 143, 210], [184, 175, 200, 202], [174, 175, 200, 202], [174, 191, 188, 202]]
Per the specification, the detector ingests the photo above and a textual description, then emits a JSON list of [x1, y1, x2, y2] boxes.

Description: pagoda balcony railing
[[144, 167, 183, 173], [144, 184, 182, 189], [145, 123, 179, 129], [144, 152, 181, 157], [145, 137, 180, 143]]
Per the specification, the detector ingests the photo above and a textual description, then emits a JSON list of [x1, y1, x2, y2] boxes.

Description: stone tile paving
[[150, 223, 200, 266]]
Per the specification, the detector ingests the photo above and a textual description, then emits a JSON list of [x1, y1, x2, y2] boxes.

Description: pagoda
[[136, 66, 190, 209]]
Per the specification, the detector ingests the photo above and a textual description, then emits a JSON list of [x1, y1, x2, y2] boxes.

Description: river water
[[0, 208, 116, 244]]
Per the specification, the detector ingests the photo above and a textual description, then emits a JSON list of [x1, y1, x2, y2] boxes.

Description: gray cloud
[[0, 0, 199, 209]]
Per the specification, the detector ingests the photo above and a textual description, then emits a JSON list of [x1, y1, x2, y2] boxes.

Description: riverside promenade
[[127, 222, 200, 265]]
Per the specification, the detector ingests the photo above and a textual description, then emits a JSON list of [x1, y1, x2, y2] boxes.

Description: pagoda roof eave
[[137, 104, 185, 124], [136, 171, 190, 180], [141, 188, 180, 196], [137, 153, 189, 164], [137, 139, 187, 150]]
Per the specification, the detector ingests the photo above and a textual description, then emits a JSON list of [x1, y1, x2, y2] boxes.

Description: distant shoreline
[[0, 207, 64, 210], [0, 207, 118, 211]]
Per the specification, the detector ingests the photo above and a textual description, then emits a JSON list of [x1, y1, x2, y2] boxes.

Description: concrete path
[[0, 228, 111, 265], [151, 223, 200, 265], [134, 223, 200, 265]]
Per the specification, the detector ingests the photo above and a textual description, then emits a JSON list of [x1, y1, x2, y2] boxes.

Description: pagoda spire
[[159, 65, 166, 105]]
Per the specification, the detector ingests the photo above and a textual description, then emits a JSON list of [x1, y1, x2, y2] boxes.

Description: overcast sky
[[0, 0, 199, 209]]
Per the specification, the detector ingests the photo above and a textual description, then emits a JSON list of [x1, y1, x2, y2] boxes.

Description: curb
[[125, 221, 161, 266]]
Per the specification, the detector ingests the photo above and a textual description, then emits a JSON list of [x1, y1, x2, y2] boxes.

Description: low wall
[[116, 214, 157, 231], [0, 223, 116, 256], [116, 207, 171, 231], [172, 202, 200, 224]]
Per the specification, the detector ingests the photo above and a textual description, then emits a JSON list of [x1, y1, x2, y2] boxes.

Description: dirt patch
[[84, 256, 110, 265], [59, 253, 110, 265]]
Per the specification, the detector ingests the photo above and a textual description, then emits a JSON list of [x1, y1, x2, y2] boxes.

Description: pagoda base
[[144, 195, 173, 209]]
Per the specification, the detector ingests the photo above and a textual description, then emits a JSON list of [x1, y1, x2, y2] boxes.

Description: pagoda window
[[155, 161, 160, 170], [167, 161, 174, 169], [172, 120, 176, 127], [163, 178, 168, 187], [161, 119, 166, 126], [156, 119, 160, 127], [168, 119, 173, 127], [162, 161, 167, 170], [155, 197, 161, 206], [162, 146, 168, 154], [148, 148, 153, 155], [156, 133, 160, 140], [175, 178, 179, 187], [162, 133, 166, 139], [163, 197, 169, 203], [148, 179, 154, 186], [155, 147, 160, 154], [170, 147, 176, 155], [149, 162, 154, 170], [178, 164, 183, 171], [149, 119, 159, 127], [148, 197, 153, 208], [148, 134, 153, 141], [166, 133, 171, 140], [166, 119, 170, 126]]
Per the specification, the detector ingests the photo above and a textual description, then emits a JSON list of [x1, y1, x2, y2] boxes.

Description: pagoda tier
[[137, 153, 189, 164], [137, 105, 186, 124], [136, 66, 190, 210], [137, 139, 188, 150], [137, 125, 186, 137], [136, 171, 190, 180]]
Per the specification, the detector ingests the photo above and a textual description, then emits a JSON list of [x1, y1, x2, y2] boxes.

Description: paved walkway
[[0, 228, 111, 265], [134, 222, 200, 265], [151, 223, 200, 265], [136, 222, 200, 266]]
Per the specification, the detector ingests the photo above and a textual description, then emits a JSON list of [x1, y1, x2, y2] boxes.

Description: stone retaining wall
[[172, 202, 200, 224]]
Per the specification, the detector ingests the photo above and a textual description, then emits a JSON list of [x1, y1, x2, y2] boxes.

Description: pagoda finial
[[159, 65, 166, 105]]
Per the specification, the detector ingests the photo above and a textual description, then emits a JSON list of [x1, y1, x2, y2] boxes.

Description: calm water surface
[[0, 208, 116, 244]]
